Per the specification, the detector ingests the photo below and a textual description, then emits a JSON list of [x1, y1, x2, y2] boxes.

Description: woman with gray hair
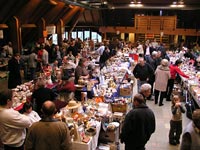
[[154, 59, 171, 106]]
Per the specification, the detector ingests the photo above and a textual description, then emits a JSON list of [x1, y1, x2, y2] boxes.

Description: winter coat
[[120, 103, 156, 150], [154, 65, 171, 91]]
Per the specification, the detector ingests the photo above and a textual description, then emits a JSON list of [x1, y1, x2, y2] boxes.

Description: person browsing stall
[[8, 53, 22, 89], [0, 90, 31, 150], [74, 58, 89, 84], [166, 59, 189, 101], [133, 57, 154, 92], [169, 95, 185, 145], [120, 93, 156, 150], [23, 102, 41, 124], [25, 101, 72, 150], [31, 78, 57, 116], [154, 59, 171, 106], [139, 83, 152, 103]]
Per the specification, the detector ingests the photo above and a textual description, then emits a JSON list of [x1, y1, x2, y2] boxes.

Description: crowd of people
[[0, 37, 200, 150]]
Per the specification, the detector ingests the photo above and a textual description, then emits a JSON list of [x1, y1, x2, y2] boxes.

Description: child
[[169, 95, 185, 145], [23, 102, 41, 124]]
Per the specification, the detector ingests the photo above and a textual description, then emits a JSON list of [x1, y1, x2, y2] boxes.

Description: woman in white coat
[[154, 59, 171, 106]]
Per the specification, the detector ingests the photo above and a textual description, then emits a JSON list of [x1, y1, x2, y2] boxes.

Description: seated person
[[23, 102, 41, 124], [60, 56, 76, 81], [57, 77, 76, 103], [99, 46, 111, 69], [31, 78, 57, 116], [74, 58, 89, 84]]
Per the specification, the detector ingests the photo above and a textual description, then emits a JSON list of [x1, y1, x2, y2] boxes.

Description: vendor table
[[72, 121, 101, 150]]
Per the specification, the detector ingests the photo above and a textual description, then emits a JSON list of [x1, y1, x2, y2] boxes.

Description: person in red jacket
[[166, 59, 189, 101]]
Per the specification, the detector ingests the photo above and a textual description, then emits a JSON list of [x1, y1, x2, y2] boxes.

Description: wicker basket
[[111, 103, 127, 113]]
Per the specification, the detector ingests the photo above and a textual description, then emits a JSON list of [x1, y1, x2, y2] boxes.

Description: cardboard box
[[119, 84, 132, 96], [113, 112, 124, 122], [99, 127, 119, 143]]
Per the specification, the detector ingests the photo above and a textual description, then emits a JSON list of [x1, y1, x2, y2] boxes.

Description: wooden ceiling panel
[[0, 0, 29, 23], [83, 10, 93, 24], [16, 0, 41, 24], [43, 2, 66, 24]]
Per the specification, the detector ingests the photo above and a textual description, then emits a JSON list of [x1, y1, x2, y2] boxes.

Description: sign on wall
[[46, 25, 56, 34]]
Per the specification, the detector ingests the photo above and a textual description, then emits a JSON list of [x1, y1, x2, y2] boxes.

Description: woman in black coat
[[8, 53, 22, 89]]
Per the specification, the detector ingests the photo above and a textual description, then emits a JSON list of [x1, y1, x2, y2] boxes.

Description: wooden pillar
[[103, 32, 107, 40], [56, 19, 64, 45], [37, 18, 46, 43], [9, 16, 21, 53]]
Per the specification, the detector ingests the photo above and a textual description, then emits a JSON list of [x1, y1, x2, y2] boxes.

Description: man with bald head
[[25, 101, 72, 150]]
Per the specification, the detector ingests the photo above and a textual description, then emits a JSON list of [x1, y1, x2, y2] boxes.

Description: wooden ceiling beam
[[43, 2, 66, 24], [16, 0, 41, 23], [21, 24, 37, 28], [62, 6, 81, 25], [82, 12, 87, 24], [90, 10, 95, 25], [69, 8, 85, 33], [0, 24, 8, 29], [30, 1, 53, 24], [1, 0, 29, 23]]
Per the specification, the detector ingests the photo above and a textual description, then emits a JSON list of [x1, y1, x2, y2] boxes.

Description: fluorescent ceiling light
[[129, 4, 143, 7]]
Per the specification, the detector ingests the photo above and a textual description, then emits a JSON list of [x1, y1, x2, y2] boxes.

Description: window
[[97, 33, 102, 43], [78, 31, 83, 41], [71, 31, 77, 39], [52, 34, 58, 45], [65, 32, 68, 39], [91, 32, 97, 41], [84, 31, 90, 40]]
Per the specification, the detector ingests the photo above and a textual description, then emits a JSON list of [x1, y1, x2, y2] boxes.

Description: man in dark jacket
[[8, 53, 22, 89], [120, 93, 156, 150], [133, 57, 154, 92]]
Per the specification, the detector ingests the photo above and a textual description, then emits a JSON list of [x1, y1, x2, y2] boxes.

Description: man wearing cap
[[180, 109, 200, 150], [120, 93, 156, 150], [25, 101, 72, 150]]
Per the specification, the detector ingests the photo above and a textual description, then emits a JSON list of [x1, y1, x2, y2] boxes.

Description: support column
[[9, 16, 21, 53], [56, 19, 64, 45], [37, 18, 46, 43]]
